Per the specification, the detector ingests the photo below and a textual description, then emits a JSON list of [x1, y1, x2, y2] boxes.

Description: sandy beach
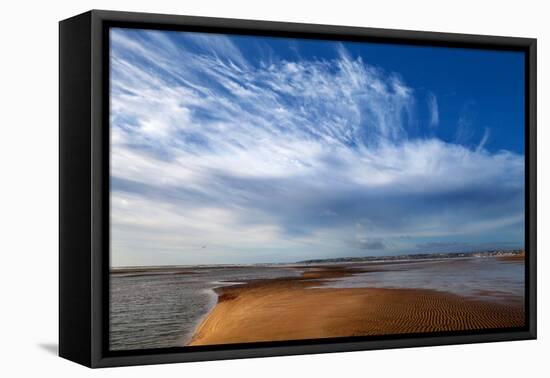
[[189, 265, 525, 346]]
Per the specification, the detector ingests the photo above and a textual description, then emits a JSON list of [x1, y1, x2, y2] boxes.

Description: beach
[[190, 263, 525, 346], [109, 256, 525, 350]]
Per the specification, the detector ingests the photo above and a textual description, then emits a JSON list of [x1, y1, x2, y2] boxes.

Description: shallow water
[[110, 266, 299, 351], [315, 258, 525, 304]]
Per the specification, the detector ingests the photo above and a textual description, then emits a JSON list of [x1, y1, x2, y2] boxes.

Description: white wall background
[[0, 0, 546, 376]]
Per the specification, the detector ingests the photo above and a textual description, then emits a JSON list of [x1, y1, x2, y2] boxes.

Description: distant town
[[297, 249, 525, 264]]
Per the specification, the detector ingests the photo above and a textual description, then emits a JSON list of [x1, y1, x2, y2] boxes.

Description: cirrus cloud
[[109, 29, 524, 266]]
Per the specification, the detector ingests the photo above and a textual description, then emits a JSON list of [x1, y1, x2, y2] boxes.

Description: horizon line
[[110, 248, 525, 270]]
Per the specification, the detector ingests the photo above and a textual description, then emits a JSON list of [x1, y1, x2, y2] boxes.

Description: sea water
[[110, 266, 299, 350], [316, 258, 525, 304]]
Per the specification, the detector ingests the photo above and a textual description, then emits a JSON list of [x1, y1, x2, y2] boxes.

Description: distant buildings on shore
[[298, 249, 525, 264]]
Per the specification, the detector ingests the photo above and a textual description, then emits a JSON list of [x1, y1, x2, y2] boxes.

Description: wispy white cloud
[[427, 92, 439, 127], [183, 32, 250, 68], [476, 127, 491, 152], [109, 29, 524, 266], [454, 102, 476, 143]]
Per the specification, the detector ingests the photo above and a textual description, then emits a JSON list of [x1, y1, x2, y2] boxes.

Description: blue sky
[[109, 28, 525, 266]]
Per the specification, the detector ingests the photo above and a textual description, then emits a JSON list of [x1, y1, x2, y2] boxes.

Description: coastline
[[189, 265, 525, 346]]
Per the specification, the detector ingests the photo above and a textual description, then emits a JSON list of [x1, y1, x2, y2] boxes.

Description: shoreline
[[188, 265, 525, 346]]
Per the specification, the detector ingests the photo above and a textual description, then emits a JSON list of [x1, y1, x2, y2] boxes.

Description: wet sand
[[189, 266, 524, 346], [498, 255, 526, 263]]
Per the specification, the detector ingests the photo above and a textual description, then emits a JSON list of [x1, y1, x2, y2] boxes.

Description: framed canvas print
[[59, 10, 537, 368]]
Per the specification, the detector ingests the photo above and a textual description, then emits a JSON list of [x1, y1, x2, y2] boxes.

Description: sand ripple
[[190, 267, 524, 345]]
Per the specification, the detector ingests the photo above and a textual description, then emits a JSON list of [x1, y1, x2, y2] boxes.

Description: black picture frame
[[59, 9, 537, 368]]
